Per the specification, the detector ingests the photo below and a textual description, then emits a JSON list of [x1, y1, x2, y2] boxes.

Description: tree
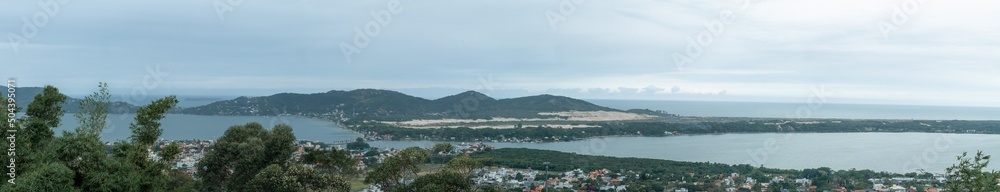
[[165, 169, 201, 192], [302, 147, 358, 176], [0, 85, 217, 191], [157, 142, 183, 163], [250, 164, 350, 192], [347, 137, 370, 150], [55, 83, 114, 188], [74, 82, 110, 137], [96, 95, 181, 191], [198, 122, 297, 191], [395, 147, 429, 177], [444, 156, 492, 175], [391, 171, 471, 192], [945, 151, 1000, 192], [365, 147, 429, 190], [0, 162, 74, 191], [50, 130, 105, 188], [431, 143, 454, 154], [130, 95, 178, 146], [23, 85, 67, 149]]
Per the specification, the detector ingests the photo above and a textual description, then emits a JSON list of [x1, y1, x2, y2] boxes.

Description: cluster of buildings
[[151, 139, 216, 175], [468, 168, 628, 191], [472, 167, 540, 188], [149, 139, 347, 176], [670, 174, 945, 192]]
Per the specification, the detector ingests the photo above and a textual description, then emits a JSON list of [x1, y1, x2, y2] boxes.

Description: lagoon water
[[49, 112, 1000, 174], [372, 133, 1000, 174]]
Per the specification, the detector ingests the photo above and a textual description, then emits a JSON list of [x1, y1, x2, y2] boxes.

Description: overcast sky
[[1, 0, 998, 107]]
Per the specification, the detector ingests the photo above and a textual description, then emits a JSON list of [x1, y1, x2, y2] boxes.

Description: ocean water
[[588, 99, 1000, 120]]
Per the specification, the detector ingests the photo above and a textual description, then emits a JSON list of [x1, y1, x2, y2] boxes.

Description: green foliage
[[158, 142, 183, 163], [302, 147, 358, 176], [130, 95, 178, 146], [365, 147, 429, 190], [74, 82, 111, 137], [2, 85, 359, 191], [444, 156, 492, 175], [165, 170, 201, 192], [1, 162, 75, 191], [347, 137, 370, 150], [431, 143, 454, 154], [391, 171, 471, 192], [23, 85, 67, 149], [945, 151, 1000, 192], [198, 122, 297, 191], [250, 164, 350, 192]]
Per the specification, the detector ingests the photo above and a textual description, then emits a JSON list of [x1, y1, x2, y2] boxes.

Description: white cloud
[[0, 0, 997, 107]]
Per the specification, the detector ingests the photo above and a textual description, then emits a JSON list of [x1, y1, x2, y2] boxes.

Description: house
[[888, 185, 906, 192], [794, 178, 811, 185]]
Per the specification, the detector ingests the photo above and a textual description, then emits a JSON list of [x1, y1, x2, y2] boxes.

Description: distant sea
[[587, 99, 1000, 120]]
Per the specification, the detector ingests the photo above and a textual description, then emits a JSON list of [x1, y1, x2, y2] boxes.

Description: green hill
[[179, 89, 622, 121], [2, 87, 139, 114]]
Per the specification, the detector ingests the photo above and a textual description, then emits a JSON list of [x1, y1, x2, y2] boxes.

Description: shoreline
[[362, 131, 1000, 143]]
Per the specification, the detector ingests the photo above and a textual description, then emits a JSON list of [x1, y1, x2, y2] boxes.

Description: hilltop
[[2, 87, 140, 113], [179, 89, 641, 122]]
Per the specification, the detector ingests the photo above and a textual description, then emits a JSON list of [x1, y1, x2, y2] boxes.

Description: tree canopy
[[946, 151, 1000, 192]]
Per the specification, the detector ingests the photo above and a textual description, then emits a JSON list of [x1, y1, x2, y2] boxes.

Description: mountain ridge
[[2, 87, 140, 113], [178, 89, 626, 121]]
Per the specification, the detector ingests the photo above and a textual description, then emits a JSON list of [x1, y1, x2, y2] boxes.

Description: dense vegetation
[[179, 89, 620, 121], [0, 84, 191, 191], [0, 84, 349, 191]]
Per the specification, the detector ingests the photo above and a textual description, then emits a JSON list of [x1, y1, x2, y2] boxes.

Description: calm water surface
[[52, 114, 999, 174], [373, 133, 1000, 174]]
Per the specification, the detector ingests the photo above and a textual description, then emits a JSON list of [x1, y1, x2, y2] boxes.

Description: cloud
[[0, 0, 997, 107]]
